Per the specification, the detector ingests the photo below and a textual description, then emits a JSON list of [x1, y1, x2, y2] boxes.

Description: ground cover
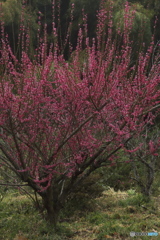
[[0, 188, 159, 240]]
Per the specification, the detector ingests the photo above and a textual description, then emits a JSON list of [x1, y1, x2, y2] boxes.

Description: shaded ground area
[[0, 188, 160, 239]]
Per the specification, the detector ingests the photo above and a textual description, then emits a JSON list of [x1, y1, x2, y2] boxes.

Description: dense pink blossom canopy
[[0, 2, 160, 191]]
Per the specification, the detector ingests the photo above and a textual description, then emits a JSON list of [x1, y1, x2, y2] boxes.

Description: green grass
[[0, 188, 160, 240]]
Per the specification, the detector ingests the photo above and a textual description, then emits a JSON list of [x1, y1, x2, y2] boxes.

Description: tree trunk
[[42, 188, 61, 229]]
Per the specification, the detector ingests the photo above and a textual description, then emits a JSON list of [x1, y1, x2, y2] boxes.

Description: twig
[[0, 182, 28, 186]]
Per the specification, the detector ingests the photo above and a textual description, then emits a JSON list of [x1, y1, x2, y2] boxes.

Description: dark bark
[[42, 187, 61, 228], [131, 157, 155, 198]]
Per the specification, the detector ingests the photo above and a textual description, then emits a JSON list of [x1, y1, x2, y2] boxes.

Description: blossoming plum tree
[[0, 1, 160, 226]]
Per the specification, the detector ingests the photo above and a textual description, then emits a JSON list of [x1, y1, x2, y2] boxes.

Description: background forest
[[1, 0, 160, 56]]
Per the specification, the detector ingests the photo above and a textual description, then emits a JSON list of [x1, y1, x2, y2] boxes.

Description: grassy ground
[[0, 188, 160, 240]]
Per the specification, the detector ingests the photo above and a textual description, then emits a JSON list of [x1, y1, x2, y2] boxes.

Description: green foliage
[[118, 192, 149, 207], [69, 0, 101, 38], [127, 189, 136, 195], [0, 0, 38, 57], [98, 163, 134, 192], [141, 0, 160, 12], [1, 0, 21, 25], [86, 211, 109, 225], [62, 172, 105, 217], [114, 3, 152, 44], [151, 171, 160, 196]]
